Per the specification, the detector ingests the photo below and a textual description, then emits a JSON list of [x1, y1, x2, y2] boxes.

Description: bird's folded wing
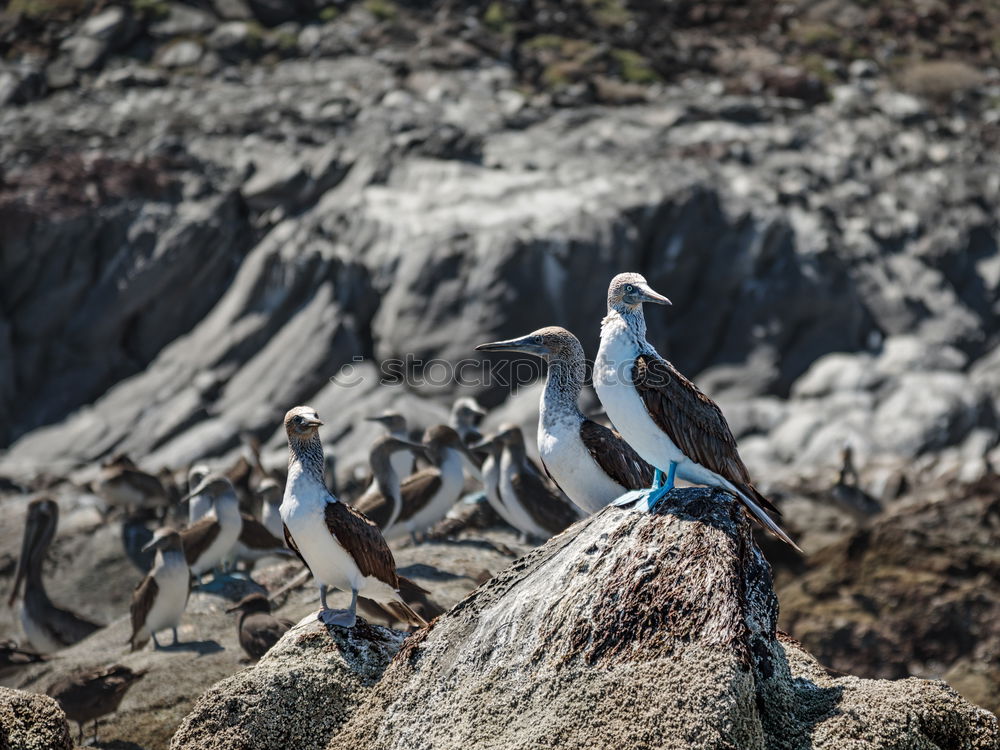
[[324, 502, 399, 587], [181, 517, 221, 566], [579, 419, 655, 490], [398, 470, 442, 521], [130, 575, 158, 640], [511, 470, 579, 534], [632, 354, 780, 515]]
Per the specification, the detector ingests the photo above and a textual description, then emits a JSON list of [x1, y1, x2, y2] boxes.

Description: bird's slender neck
[[373, 463, 401, 508], [601, 304, 647, 345], [288, 434, 326, 486], [540, 357, 585, 428]]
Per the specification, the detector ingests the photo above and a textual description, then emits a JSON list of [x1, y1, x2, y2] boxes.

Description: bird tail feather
[[732, 484, 803, 554]]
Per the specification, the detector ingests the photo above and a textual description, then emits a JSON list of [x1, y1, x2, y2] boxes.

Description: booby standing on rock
[[93, 453, 168, 515], [468, 433, 521, 530], [495, 425, 583, 541], [593, 272, 800, 551], [180, 475, 244, 582], [186, 463, 212, 524], [366, 411, 416, 483], [353, 434, 429, 531], [477, 326, 654, 513], [258, 478, 284, 539], [280, 406, 426, 629], [449, 397, 487, 444], [8, 498, 102, 653], [47, 665, 147, 745], [226, 593, 293, 660], [129, 528, 190, 650], [383, 425, 474, 543]]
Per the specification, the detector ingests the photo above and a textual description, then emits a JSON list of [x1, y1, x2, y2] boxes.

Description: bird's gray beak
[[365, 415, 390, 425], [476, 335, 548, 357], [637, 283, 671, 306], [141, 536, 161, 553], [469, 436, 497, 454], [387, 437, 429, 459], [302, 416, 324, 427]]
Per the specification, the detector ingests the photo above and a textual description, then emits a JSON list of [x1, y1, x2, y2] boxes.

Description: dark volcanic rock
[[329, 488, 998, 749], [779, 474, 1000, 715]]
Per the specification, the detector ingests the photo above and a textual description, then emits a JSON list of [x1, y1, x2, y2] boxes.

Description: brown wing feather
[[352, 490, 394, 529], [633, 354, 780, 515], [239, 515, 286, 550], [129, 575, 158, 650], [181, 517, 221, 566], [510, 470, 579, 535], [324, 502, 399, 588], [398, 469, 442, 522], [579, 419, 655, 490]]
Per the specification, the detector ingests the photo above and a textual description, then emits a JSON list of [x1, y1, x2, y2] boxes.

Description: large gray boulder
[[329, 488, 999, 750], [0, 686, 73, 750], [170, 616, 406, 750]]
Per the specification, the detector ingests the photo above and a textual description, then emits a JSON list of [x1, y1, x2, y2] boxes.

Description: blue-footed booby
[[8, 498, 102, 653], [93, 453, 168, 515], [47, 665, 147, 745], [180, 475, 244, 580], [593, 272, 800, 551], [366, 411, 416, 483], [468, 433, 521, 530], [352, 434, 428, 532], [372, 425, 472, 543], [476, 327, 654, 513], [186, 463, 212, 524], [280, 406, 426, 629], [495, 425, 583, 541], [226, 593, 293, 660], [449, 397, 487, 444], [129, 528, 190, 650]]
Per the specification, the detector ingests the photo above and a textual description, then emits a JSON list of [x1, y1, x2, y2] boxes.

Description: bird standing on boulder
[[258, 478, 284, 539], [380, 425, 473, 544], [129, 528, 190, 650], [366, 411, 417, 482], [8, 498, 102, 653], [47, 665, 146, 745], [495, 425, 582, 541], [180, 475, 243, 582], [593, 272, 800, 551], [353, 434, 429, 532], [93, 453, 168, 516], [477, 326, 654, 513], [280, 406, 426, 629], [226, 593, 293, 660]]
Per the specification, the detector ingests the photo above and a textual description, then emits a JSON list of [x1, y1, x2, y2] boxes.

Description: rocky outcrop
[[0, 685, 73, 750], [329, 488, 999, 750], [779, 474, 1000, 716], [170, 615, 405, 750]]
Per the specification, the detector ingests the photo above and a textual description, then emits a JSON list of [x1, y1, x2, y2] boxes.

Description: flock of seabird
[[5, 272, 800, 742]]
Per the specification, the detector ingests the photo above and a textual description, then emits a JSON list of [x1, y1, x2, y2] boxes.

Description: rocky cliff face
[[167, 489, 994, 750], [1, 2, 998, 485]]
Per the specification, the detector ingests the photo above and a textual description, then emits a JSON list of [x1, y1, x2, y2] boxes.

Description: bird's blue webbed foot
[[612, 463, 677, 511]]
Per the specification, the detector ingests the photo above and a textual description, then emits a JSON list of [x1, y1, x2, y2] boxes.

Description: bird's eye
[[625, 284, 634, 292]]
